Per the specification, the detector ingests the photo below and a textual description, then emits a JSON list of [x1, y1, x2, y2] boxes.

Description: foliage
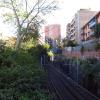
[[4, 37, 16, 48], [80, 45, 85, 54], [0, 0, 58, 50], [21, 39, 37, 50], [62, 38, 68, 47], [80, 58, 100, 95], [94, 43, 100, 51], [43, 42, 50, 50], [86, 58, 97, 64], [93, 61, 100, 76], [0, 45, 51, 99], [66, 40, 77, 47], [81, 60, 93, 75], [56, 39, 61, 48], [81, 58, 100, 76], [47, 50, 54, 57], [28, 44, 48, 59], [0, 40, 6, 53], [22, 25, 40, 42], [94, 23, 100, 39]]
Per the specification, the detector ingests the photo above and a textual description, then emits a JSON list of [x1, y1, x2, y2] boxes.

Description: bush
[[11, 50, 34, 65], [80, 58, 100, 95], [95, 43, 100, 51], [0, 46, 51, 100]]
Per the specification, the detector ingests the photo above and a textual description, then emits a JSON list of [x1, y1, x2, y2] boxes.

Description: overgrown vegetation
[[61, 57, 100, 96], [94, 23, 100, 40], [95, 43, 100, 51], [0, 41, 51, 100], [80, 58, 100, 95], [62, 39, 77, 47]]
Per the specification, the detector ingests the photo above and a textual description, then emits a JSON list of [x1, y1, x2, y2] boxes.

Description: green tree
[[80, 45, 85, 55], [62, 38, 68, 47], [81, 58, 99, 95], [0, 0, 57, 50], [94, 23, 100, 40], [94, 23, 100, 50], [22, 22, 39, 43], [94, 43, 100, 51], [67, 40, 77, 47], [56, 38, 61, 48]]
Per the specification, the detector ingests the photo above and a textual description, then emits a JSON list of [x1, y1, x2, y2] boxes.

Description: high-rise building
[[66, 9, 97, 44], [44, 24, 61, 40], [44, 24, 61, 47]]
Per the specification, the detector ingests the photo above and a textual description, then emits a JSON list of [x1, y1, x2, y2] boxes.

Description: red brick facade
[[81, 12, 100, 41], [44, 24, 61, 40]]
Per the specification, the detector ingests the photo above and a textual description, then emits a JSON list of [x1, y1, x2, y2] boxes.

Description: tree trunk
[[15, 36, 21, 50], [15, 32, 21, 50]]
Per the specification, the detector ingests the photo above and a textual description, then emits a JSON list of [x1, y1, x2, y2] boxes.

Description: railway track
[[46, 64, 99, 100]]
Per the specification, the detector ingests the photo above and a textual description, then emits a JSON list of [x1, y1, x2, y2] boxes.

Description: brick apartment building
[[66, 9, 97, 44], [81, 11, 100, 41], [81, 11, 100, 50], [44, 24, 61, 40]]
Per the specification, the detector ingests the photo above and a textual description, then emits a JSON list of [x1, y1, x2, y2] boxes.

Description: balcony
[[70, 35, 76, 41], [89, 18, 96, 28], [81, 32, 85, 35], [89, 31, 94, 36], [82, 39, 95, 44]]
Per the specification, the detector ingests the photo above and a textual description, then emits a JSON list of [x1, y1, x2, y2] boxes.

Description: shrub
[[0, 46, 50, 99], [95, 43, 100, 51]]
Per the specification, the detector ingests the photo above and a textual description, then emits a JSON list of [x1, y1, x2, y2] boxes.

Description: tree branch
[[10, 0, 21, 28], [24, 0, 28, 14], [27, 11, 39, 30], [21, 0, 39, 26], [40, 1, 56, 11], [0, 1, 12, 9], [25, 0, 40, 35], [39, 0, 47, 8]]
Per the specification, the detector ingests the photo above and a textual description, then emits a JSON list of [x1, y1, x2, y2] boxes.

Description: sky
[[0, 0, 100, 38], [44, 0, 100, 38]]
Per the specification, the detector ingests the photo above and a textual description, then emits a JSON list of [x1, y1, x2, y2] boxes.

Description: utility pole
[[76, 48, 79, 83]]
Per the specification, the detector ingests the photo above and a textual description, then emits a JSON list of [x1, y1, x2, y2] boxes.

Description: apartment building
[[44, 24, 61, 47], [66, 9, 97, 44], [66, 15, 75, 41], [44, 24, 61, 40], [81, 11, 100, 41]]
